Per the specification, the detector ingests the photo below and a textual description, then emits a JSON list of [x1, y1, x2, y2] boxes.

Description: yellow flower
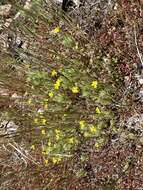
[[89, 125, 97, 133], [55, 129, 61, 140], [49, 91, 54, 98], [71, 86, 79, 94], [38, 109, 44, 115], [55, 129, 60, 134], [42, 146, 50, 155], [44, 159, 48, 166], [48, 141, 51, 146], [51, 70, 57, 77], [56, 134, 60, 140], [31, 145, 35, 150], [34, 118, 38, 124], [52, 26, 61, 34], [54, 83, 60, 90], [41, 129, 46, 135], [95, 107, 101, 114], [52, 157, 57, 164], [27, 98, 32, 104], [54, 78, 62, 90], [94, 142, 100, 148], [45, 148, 50, 155], [79, 120, 85, 130], [68, 137, 74, 144], [42, 147, 46, 155], [91, 81, 98, 89], [52, 157, 61, 164], [41, 118, 46, 125]]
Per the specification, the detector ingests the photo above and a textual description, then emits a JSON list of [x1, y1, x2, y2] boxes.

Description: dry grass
[[0, 0, 143, 189]]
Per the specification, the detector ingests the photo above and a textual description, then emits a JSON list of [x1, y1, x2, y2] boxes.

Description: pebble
[[0, 4, 11, 16]]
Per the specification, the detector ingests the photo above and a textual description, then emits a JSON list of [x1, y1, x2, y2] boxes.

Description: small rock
[[138, 90, 143, 102], [11, 93, 22, 99], [139, 78, 143, 85], [139, 137, 143, 144], [4, 18, 12, 28], [125, 114, 143, 136], [0, 88, 9, 96], [0, 4, 11, 17]]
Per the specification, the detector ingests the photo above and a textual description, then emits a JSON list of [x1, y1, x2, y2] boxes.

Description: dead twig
[[134, 25, 143, 74]]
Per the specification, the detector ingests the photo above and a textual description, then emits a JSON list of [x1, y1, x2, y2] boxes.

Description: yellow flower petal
[[54, 84, 59, 90], [41, 118, 46, 125], [52, 27, 61, 34], [31, 145, 35, 150], [89, 125, 97, 133], [91, 81, 98, 89], [95, 142, 100, 148], [49, 91, 54, 98], [55, 129, 60, 134], [44, 159, 48, 166], [27, 98, 32, 104], [68, 137, 74, 144], [52, 157, 61, 164], [54, 78, 62, 90], [95, 107, 101, 114], [79, 120, 85, 130], [52, 158, 57, 164], [42, 147, 46, 155], [38, 109, 44, 115], [34, 118, 38, 124], [71, 86, 79, 94], [41, 129, 46, 135], [48, 141, 51, 146], [51, 70, 57, 77], [56, 134, 60, 140]]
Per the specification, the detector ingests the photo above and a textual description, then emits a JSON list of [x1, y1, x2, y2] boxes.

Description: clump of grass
[[1, 0, 115, 169], [0, 0, 116, 177]]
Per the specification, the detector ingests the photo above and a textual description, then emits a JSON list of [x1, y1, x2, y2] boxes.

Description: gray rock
[[0, 4, 11, 16], [125, 114, 143, 136]]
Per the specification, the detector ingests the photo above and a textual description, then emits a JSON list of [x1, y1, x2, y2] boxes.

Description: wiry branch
[[134, 25, 143, 73], [8, 142, 40, 166]]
